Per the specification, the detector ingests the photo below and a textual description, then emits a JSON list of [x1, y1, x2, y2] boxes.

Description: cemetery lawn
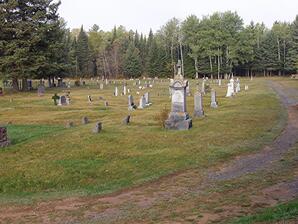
[[0, 78, 287, 203]]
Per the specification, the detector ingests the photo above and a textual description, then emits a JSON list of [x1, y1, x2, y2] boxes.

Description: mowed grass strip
[[0, 78, 286, 202]]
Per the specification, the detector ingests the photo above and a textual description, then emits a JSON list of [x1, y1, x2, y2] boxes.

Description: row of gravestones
[[128, 92, 151, 110]]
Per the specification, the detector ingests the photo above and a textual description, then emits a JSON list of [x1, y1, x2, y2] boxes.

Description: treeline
[[0, 1, 298, 91]]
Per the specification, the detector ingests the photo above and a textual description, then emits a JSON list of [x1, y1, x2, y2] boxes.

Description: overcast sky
[[58, 0, 298, 34]]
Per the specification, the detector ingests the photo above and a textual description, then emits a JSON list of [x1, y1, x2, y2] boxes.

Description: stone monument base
[[165, 112, 192, 130], [0, 139, 10, 148], [194, 110, 204, 117]]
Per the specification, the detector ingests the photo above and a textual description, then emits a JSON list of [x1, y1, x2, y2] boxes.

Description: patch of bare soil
[[0, 81, 298, 224]]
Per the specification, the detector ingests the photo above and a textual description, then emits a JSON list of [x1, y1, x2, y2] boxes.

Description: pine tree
[[76, 26, 89, 76], [123, 42, 142, 78]]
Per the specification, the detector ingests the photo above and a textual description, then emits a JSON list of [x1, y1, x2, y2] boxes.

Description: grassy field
[[0, 77, 286, 203]]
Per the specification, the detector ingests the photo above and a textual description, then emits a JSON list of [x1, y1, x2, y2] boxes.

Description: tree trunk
[[48, 76, 52, 87], [209, 55, 213, 77], [12, 77, 19, 91], [217, 48, 220, 80], [179, 40, 184, 77], [22, 78, 28, 91]]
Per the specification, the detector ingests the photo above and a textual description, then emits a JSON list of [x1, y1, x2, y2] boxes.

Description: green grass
[[0, 78, 287, 203], [230, 200, 298, 224]]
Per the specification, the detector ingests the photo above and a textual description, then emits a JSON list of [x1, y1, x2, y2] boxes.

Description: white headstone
[[210, 89, 218, 108]]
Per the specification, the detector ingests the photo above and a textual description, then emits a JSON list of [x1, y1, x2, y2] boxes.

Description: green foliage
[[231, 199, 298, 224], [123, 42, 142, 78], [76, 26, 89, 76], [154, 105, 170, 128]]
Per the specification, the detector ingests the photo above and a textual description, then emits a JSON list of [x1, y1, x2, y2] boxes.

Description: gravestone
[[128, 95, 136, 110], [186, 83, 191, 96], [58, 96, 67, 106], [37, 85, 45, 96], [245, 85, 249, 91], [114, 86, 118, 96], [92, 122, 102, 133], [100, 83, 104, 90], [235, 78, 241, 93], [122, 115, 130, 125], [104, 101, 109, 107], [0, 127, 10, 147], [165, 60, 192, 130], [144, 92, 151, 106], [201, 80, 206, 95], [88, 95, 92, 103], [194, 92, 204, 117], [65, 121, 74, 128], [0, 87, 3, 96], [82, 117, 89, 125], [138, 95, 146, 109], [218, 79, 222, 86], [210, 89, 218, 108], [226, 82, 234, 97], [123, 84, 127, 95]]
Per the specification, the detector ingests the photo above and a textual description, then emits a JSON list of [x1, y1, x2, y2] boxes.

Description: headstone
[[104, 101, 109, 107], [0, 87, 3, 96], [210, 89, 218, 108], [88, 95, 92, 103], [122, 115, 130, 125], [235, 78, 241, 93], [65, 121, 74, 128], [128, 95, 136, 110], [100, 83, 104, 90], [92, 122, 102, 133], [82, 117, 89, 125], [138, 95, 147, 109], [165, 60, 192, 130], [193, 92, 204, 117], [114, 86, 118, 96], [201, 80, 205, 95], [105, 79, 108, 85], [186, 83, 191, 96], [123, 84, 127, 95], [58, 96, 67, 106], [245, 85, 249, 91], [37, 85, 45, 96], [218, 79, 222, 86], [0, 127, 10, 147], [226, 82, 234, 97], [144, 92, 151, 106]]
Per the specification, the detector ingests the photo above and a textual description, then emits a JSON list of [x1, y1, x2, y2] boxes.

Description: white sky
[[58, 0, 298, 34]]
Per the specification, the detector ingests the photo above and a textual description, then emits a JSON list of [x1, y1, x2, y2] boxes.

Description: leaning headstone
[[37, 85, 45, 96], [58, 95, 67, 106], [0, 127, 10, 147], [210, 89, 218, 108], [194, 92, 204, 117], [82, 117, 89, 125], [92, 122, 102, 133], [88, 95, 92, 103], [165, 60, 192, 130], [65, 121, 74, 128], [122, 115, 130, 125]]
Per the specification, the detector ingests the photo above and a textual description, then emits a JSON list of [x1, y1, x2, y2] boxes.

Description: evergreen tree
[[76, 26, 89, 76], [123, 42, 142, 78]]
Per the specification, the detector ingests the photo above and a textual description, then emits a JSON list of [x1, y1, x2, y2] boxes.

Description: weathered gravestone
[[122, 115, 130, 125], [138, 95, 147, 109], [194, 92, 204, 117], [114, 86, 118, 96], [58, 95, 67, 106], [144, 92, 152, 106], [235, 78, 241, 93], [104, 101, 109, 107], [92, 122, 102, 133], [65, 121, 74, 128], [226, 82, 234, 97], [165, 60, 192, 130], [82, 117, 89, 125], [37, 85, 45, 96], [128, 95, 136, 110], [210, 89, 218, 108], [245, 85, 249, 91], [0, 127, 10, 147]]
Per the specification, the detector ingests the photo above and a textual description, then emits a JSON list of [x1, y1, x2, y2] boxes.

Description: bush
[[154, 105, 170, 128]]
